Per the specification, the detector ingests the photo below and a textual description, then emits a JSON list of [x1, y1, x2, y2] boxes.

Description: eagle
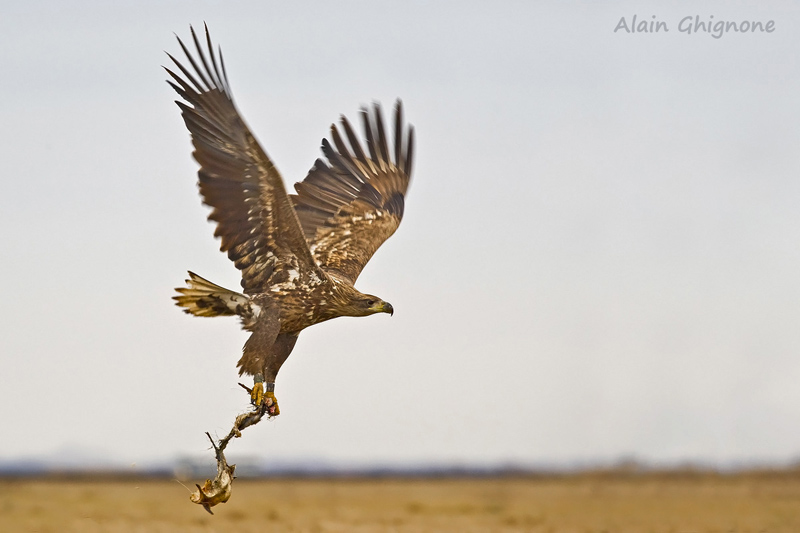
[[166, 26, 414, 416]]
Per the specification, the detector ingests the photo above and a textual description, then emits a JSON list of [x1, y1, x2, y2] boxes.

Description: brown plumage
[[168, 25, 413, 412]]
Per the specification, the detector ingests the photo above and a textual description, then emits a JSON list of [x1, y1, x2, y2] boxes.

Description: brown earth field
[[3, 471, 800, 532]]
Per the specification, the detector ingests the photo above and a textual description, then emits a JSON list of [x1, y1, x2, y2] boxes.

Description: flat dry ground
[[3, 472, 800, 532]]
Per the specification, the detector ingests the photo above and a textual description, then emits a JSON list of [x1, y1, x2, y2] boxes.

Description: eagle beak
[[385, 303, 394, 316]]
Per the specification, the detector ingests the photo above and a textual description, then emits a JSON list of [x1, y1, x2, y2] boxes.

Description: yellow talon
[[250, 381, 264, 407], [265, 391, 280, 416]]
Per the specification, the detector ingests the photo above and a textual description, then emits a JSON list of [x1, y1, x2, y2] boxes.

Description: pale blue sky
[[1, 1, 799, 469]]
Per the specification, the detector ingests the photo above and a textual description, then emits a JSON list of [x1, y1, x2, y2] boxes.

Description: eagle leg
[[250, 374, 265, 407], [255, 333, 297, 416]]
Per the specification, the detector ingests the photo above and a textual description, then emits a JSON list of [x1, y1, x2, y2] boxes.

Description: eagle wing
[[290, 102, 414, 284], [166, 26, 318, 294]]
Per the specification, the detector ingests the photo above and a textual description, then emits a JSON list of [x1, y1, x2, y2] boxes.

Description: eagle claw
[[250, 381, 264, 407], [265, 391, 280, 416], [248, 383, 279, 416]]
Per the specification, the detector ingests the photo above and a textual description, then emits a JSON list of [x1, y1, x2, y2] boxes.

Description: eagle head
[[350, 294, 394, 316], [359, 295, 394, 317], [332, 283, 394, 318]]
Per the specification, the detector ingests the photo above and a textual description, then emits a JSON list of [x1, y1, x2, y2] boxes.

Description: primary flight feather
[[168, 25, 414, 414]]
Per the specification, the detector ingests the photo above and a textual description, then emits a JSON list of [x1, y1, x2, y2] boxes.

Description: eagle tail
[[173, 271, 249, 318]]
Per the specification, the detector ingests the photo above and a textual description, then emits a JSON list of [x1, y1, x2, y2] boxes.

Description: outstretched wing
[[166, 25, 318, 294], [290, 102, 414, 284]]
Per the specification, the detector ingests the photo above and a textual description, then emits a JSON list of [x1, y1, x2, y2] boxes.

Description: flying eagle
[[167, 26, 414, 415]]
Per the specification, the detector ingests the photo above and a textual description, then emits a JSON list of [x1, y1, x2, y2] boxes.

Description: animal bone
[[189, 388, 274, 514]]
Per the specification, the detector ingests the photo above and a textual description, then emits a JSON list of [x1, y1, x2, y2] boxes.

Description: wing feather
[[290, 101, 414, 283], [167, 25, 317, 294]]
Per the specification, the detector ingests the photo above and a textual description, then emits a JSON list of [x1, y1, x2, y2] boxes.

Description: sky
[[1, 1, 799, 470]]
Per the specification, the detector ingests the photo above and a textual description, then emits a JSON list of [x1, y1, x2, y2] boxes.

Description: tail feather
[[174, 271, 250, 318]]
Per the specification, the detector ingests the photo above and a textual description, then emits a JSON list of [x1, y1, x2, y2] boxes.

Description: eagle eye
[[367, 299, 376, 306]]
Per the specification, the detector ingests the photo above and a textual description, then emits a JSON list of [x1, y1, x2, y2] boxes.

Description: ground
[[3, 471, 800, 532]]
